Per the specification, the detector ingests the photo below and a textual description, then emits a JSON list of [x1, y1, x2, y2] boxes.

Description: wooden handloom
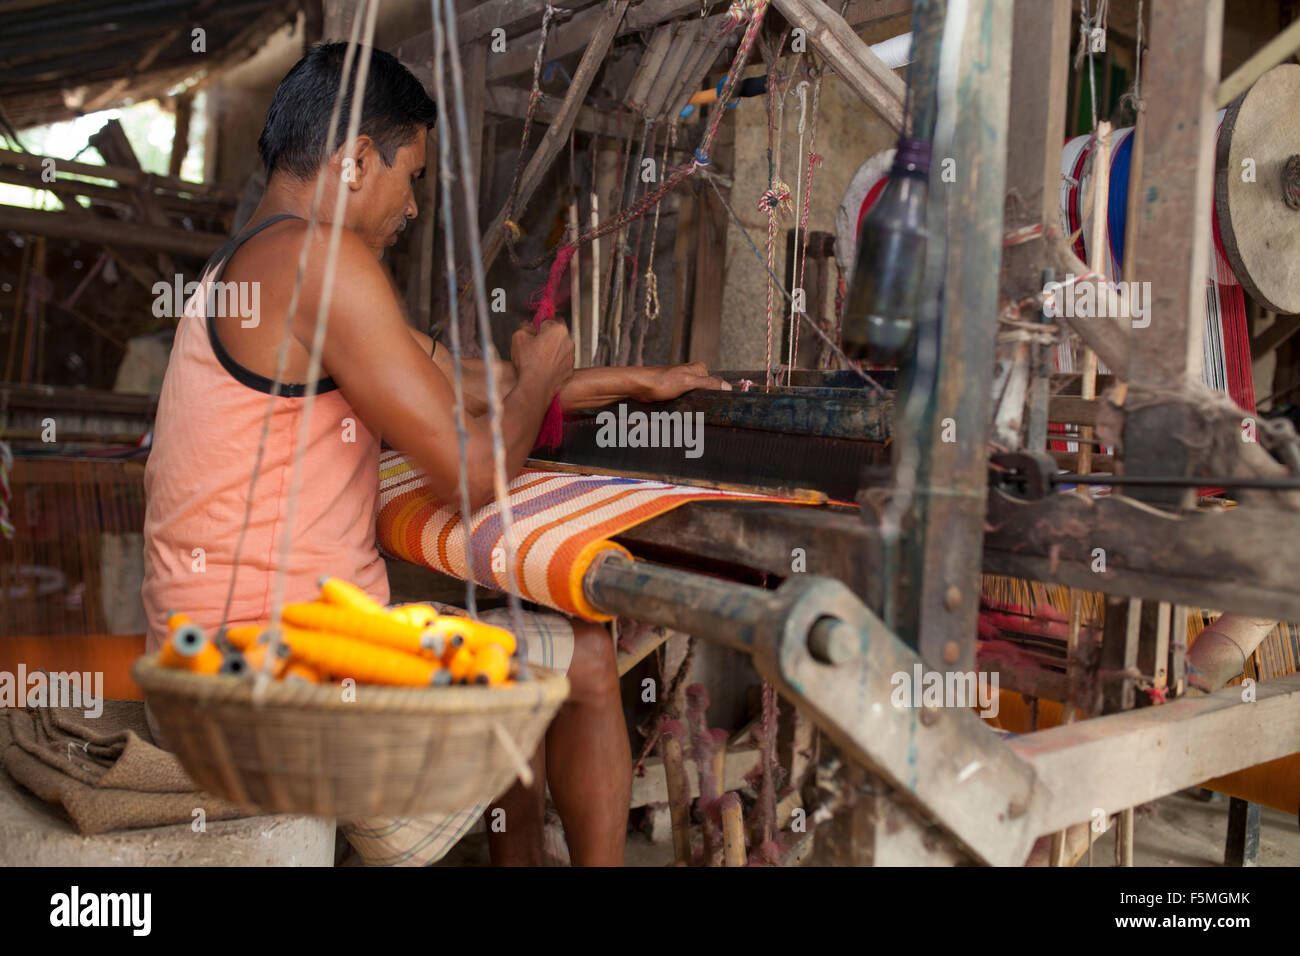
[[382, 0, 1300, 866]]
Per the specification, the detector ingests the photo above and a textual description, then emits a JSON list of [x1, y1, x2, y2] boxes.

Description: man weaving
[[140, 43, 729, 867]]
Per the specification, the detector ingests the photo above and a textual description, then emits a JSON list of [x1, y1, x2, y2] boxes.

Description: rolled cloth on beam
[[375, 451, 809, 620]]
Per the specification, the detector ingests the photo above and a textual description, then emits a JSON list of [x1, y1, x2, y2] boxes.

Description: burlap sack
[[0, 698, 253, 835]]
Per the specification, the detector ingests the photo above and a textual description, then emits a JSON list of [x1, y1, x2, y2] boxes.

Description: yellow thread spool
[[158, 612, 222, 674], [277, 625, 442, 686], [317, 576, 386, 615], [446, 646, 475, 684], [469, 643, 511, 686], [389, 603, 440, 629], [428, 617, 517, 657], [283, 602, 435, 656]]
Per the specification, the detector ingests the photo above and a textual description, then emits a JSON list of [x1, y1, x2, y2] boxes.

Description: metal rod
[[1052, 473, 1300, 490]]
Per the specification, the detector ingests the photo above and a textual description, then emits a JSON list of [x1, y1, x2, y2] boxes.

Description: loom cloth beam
[[577, 551, 1300, 860]]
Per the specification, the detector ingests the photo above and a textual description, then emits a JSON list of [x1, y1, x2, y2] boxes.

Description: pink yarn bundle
[[527, 243, 577, 449]]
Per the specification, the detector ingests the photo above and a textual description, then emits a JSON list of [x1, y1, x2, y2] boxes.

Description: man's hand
[[640, 362, 732, 402], [511, 319, 575, 400]]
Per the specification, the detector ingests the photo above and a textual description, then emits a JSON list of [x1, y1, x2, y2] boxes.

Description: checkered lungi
[[339, 602, 575, 866]]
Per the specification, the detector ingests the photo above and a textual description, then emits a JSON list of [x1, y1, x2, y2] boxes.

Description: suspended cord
[[218, 3, 370, 646], [261, 0, 385, 687], [432, 6, 480, 619], [436, 0, 529, 647], [704, 171, 885, 394], [503, 2, 560, 263]]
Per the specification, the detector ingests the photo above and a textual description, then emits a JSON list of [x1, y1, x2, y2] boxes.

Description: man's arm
[[295, 230, 571, 512], [415, 326, 731, 413]]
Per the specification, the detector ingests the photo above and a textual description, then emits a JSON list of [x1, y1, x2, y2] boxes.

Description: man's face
[[347, 131, 427, 258]]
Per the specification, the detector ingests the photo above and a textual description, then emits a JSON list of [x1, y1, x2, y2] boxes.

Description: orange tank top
[[141, 214, 388, 653]]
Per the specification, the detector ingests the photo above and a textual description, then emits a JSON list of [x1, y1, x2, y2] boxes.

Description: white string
[[434, 0, 529, 646], [218, 3, 368, 651], [430, 8, 479, 619], [260, 0, 384, 693], [785, 79, 809, 385]]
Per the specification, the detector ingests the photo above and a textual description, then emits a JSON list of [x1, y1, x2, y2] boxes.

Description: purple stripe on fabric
[[466, 476, 640, 582]]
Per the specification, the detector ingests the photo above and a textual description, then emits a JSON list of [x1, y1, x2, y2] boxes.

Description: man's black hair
[[257, 42, 438, 179]]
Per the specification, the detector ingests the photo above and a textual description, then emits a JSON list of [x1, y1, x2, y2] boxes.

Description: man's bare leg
[[545, 621, 630, 866], [487, 744, 546, 865]]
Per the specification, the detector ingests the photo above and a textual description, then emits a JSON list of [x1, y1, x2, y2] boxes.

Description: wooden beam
[[1251, 315, 1300, 360], [485, 0, 701, 80], [484, 85, 629, 138], [476, 0, 913, 82], [1012, 672, 1300, 834], [770, 0, 905, 130], [458, 0, 602, 44], [841, 0, 913, 29], [0, 149, 239, 203], [1123, 0, 1223, 509], [1000, 0, 1073, 304], [169, 92, 194, 179], [1127, 0, 1222, 391], [0, 205, 224, 259], [1217, 15, 1300, 108], [688, 180, 727, 368], [983, 489, 1300, 623]]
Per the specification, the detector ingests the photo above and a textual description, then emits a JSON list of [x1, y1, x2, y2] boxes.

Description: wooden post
[[660, 721, 693, 865], [669, 191, 695, 364], [720, 792, 748, 866], [688, 136, 727, 368], [569, 200, 583, 365], [1122, 0, 1224, 509], [169, 92, 194, 179], [1224, 797, 1261, 866]]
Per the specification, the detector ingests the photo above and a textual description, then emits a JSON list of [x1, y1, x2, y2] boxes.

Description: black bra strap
[[204, 213, 339, 397]]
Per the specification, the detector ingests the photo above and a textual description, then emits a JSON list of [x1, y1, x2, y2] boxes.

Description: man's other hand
[[642, 362, 732, 402]]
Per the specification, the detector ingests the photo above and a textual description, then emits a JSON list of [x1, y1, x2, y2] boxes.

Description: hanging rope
[[790, 64, 824, 384], [263, 0, 386, 683], [759, 24, 792, 390], [703, 171, 886, 393], [432, 7, 484, 618], [434, 0, 532, 646], [503, 2, 560, 262], [641, 123, 675, 329], [522, 0, 771, 269], [217, 0, 376, 657]]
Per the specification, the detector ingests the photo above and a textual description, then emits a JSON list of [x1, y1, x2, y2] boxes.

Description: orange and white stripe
[[376, 450, 791, 621]]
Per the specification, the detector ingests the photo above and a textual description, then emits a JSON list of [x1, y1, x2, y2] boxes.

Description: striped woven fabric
[[376, 451, 798, 621]]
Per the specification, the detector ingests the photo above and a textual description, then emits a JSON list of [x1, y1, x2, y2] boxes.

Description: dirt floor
[[1088, 790, 1300, 867], [418, 788, 1300, 867]]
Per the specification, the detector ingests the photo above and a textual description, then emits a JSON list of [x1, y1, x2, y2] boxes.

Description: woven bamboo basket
[[133, 653, 569, 818]]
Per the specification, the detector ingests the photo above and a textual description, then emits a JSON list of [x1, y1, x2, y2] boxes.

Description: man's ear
[[332, 134, 378, 191]]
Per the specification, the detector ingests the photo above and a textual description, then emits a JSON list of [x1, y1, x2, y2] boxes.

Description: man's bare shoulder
[[224, 218, 394, 330], [225, 217, 380, 288]]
